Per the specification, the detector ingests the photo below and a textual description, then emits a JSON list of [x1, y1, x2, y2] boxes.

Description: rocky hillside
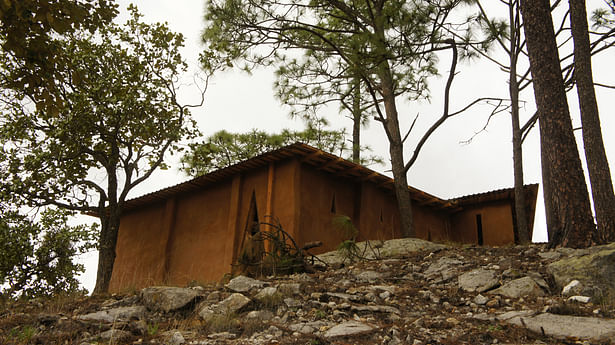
[[2, 239, 615, 345]]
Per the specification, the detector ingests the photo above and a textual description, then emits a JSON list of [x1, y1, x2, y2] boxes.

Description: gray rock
[[526, 271, 549, 291], [317, 238, 446, 265], [373, 238, 446, 257], [489, 276, 545, 298], [226, 275, 266, 292], [77, 306, 146, 323], [370, 285, 397, 294], [255, 286, 278, 300], [567, 295, 591, 303], [199, 293, 251, 320], [96, 329, 132, 342], [458, 269, 499, 293], [208, 332, 237, 339], [506, 312, 615, 341], [562, 279, 583, 296], [473, 294, 489, 305], [547, 242, 615, 293], [166, 331, 185, 345], [495, 310, 535, 321], [538, 251, 562, 260], [289, 321, 326, 334], [425, 257, 463, 283], [278, 283, 301, 295], [355, 270, 383, 282], [284, 297, 301, 308], [289, 323, 316, 334], [246, 310, 274, 320], [324, 321, 376, 338], [324, 292, 360, 302], [141, 286, 199, 313]]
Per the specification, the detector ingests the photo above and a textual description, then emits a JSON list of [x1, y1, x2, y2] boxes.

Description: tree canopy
[[203, 0, 488, 237], [0, 5, 204, 293], [0, 206, 97, 298], [180, 121, 383, 177]]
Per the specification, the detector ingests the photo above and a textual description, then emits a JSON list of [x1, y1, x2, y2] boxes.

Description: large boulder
[[324, 321, 376, 338], [317, 238, 446, 266], [226, 275, 266, 293], [458, 268, 499, 293], [199, 293, 251, 320], [77, 306, 146, 323], [489, 276, 545, 298], [506, 313, 615, 341], [141, 286, 200, 313], [547, 242, 615, 295]]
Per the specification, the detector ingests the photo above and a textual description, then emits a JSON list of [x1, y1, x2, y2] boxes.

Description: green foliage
[[0, 5, 195, 211], [333, 215, 360, 263], [0, 0, 118, 111], [0, 207, 97, 298], [202, 0, 465, 101], [592, 1, 615, 29], [0, 4, 204, 292], [147, 322, 159, 336], [8, 324, 37, 343], [205, 313, 241, 333], [332, 215, 358, 241], [180, 120, 382, 176]]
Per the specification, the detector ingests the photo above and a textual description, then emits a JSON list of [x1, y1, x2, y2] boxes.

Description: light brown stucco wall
[[109, 201, 168, 291], [357, 183, 400, 242], [450, 201, 515, 246], [298, 165, 356, 253], [165, 181, 233, 286]]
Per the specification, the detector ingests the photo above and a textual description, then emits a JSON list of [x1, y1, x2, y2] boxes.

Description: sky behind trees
[[76, 0, 615, 291]]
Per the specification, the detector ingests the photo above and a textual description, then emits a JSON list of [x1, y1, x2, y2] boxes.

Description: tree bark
[[520, 0, 595, 248], [509, 2, 530, 244], [93, 208, 121, 294], [93, 162, 122, 294], [569, 0, 615, 244], [380, 67, 414, 238], [352, 74, 361, 164]]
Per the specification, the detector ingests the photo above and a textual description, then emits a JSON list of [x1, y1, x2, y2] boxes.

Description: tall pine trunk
[[373, 10, 413, 238], [520, 0, 595, 248], [509, 2, 530, 243], [352, 74, 361, 164], [569, 0, 615, 244], [380, 68, 414, 238]]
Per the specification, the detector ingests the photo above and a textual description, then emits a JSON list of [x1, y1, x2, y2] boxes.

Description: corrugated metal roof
[[119, 142, 454, 213]]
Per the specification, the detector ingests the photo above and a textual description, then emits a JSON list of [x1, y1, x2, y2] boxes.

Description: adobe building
[[108, 143, 538, 291]]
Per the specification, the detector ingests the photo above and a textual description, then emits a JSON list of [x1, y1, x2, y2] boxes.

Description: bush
[[0, 207, 98, 298]]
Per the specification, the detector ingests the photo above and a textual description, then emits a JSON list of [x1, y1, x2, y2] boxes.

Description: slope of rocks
[[2, 239, 615, 345]]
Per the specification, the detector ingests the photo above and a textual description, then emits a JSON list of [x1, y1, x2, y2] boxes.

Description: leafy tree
[[519, 0, 595, 248], [0, 6, 206, 293], [569, 0, 615, 243], [203, 0, 495, 237], [0, 206, 97, 298], [0, 0, 117, 110], [181, 120, 383, 177]]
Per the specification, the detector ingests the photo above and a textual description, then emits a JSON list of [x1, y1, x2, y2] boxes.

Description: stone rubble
[[4, 239, 615, 345]]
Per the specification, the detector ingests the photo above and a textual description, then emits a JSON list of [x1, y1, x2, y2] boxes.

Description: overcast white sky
[[77, 0, 615, 291]]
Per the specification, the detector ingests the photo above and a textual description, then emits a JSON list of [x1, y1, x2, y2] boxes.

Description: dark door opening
[[476, 214, 484, 246]]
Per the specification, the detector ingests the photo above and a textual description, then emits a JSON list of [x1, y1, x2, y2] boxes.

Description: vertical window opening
[[476, 214, 484, 246], [330, 193, 336, 214], [379, 209, 384, 223], [246, 191, 260, 235]]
